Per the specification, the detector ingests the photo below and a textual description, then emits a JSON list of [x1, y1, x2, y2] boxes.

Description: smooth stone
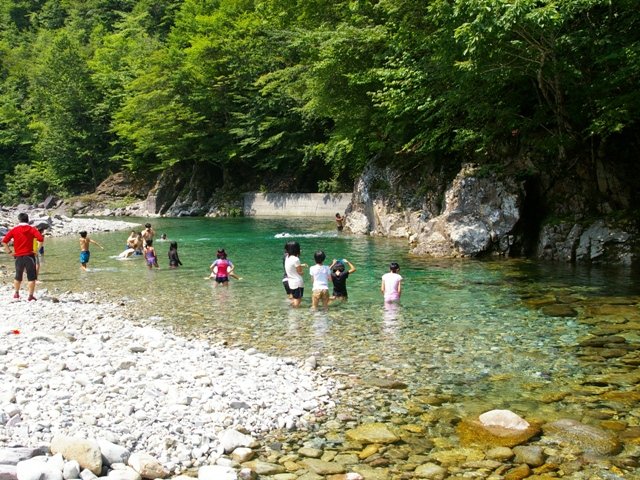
[[198, 465, 237, 480], [230, 448, 254, 463], [62, 460, 80, 480], [513, 446, 545, 467], [414, 463, 447, 479], [358, 445, 378, 460], [50, 437, 102, 476], [457, 418, 540, 448], [97, 440, 130, 467], [486, 447, 514, 461], [345, 423, 400, 445], [219, 430, 257, 454], [298, 447, 323, 459], [542, 419, 622, 455], [16, 457, 62, 480], [504, 463, 531, 480], [106, 467, 141, 480], [429, 448, 483, 467], [540, 304, 578, 317], [333, 454, 358, 465], [78, 470, 98, 480], [240, 461, 285, 476], [363, 377, 408, 389], [301, 459, 345, 475], [127, 453, 167, 479], [350, 465, 389, 480], [0, 448, 48, 466], [479, 410, 530, 430]]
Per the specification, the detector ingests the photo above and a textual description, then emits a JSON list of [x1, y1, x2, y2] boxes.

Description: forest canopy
[[0, 0, 638, 203]]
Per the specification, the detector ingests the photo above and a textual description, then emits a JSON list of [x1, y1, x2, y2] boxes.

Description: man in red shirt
[[2, 212, 45, 301]]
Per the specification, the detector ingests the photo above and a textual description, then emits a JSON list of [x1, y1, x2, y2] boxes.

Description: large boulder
[[411, 165, 523, 257], [457, 410, 540, 448], [49, 436, 102, 475]]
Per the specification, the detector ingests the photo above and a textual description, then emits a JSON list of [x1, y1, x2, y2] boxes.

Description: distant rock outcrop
[[346, 162, 638, 264], [347, 164, 524, 258], [410, 165, 523, 257]]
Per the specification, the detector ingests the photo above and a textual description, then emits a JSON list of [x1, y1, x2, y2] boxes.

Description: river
[[11, 216, 640, 477]]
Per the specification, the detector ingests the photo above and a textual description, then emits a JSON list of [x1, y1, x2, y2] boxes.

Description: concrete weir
[[243, 193, 351, 217]]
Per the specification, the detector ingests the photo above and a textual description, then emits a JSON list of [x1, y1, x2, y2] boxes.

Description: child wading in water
[[209, 249, 241, 285], [329, 258, 356, 302], [381, 262, 403, 303], [79, 231, 104, 271], [144, 239, 159, 269], [168, 241, 183, 268], [309, 250, 331, 310], [284, 241, 307, 307]]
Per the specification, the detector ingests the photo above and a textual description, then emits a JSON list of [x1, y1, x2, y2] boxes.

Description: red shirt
[[2, 223, 44, 257]]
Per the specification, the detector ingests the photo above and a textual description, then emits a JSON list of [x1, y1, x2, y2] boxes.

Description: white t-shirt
[[285, 255, 304, 289], [309, 264, 331, 291], [382, 272, 403, 301]]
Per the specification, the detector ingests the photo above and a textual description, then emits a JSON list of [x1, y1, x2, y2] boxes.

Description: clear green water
[[11, 217, 640, 429]]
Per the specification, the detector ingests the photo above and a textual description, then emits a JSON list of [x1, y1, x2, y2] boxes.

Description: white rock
[[479, 409, 530, 430], [97, 439, 130, 466], [198, 465, 237, 480], [62, 460, 80, 479], [16, 457, 63, 480]]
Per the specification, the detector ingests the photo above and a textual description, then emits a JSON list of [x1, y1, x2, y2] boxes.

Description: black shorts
[[291, 287, 304, 299], [15, 255, 37, 282], [283, 279, 291, 295], [215, 276, 229, 284]]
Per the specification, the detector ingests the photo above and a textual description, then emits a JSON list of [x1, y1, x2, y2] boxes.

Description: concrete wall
[[243, 193, 351, 217]]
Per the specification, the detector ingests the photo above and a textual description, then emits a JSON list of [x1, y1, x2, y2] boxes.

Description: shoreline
[[0, 283, 339, 476], [0, 206, 140, 238], [3, 210, 640, 479]]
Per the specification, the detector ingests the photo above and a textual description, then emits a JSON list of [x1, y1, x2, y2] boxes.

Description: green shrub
[[1, 162, 67, 204]]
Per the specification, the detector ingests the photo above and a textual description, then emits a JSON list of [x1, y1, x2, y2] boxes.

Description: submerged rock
[[457, 412, 540, 448], [479, 410, 530, 430], [542, 419, 622, 455], [345, 423, 400, 445]]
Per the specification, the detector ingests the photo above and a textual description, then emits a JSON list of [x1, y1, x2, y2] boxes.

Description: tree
[[29, 31, 110, 192]]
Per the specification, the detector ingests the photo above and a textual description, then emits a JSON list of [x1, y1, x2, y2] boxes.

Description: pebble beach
[[1, 209, 341, 479], [0, 285, 340, 479], [3, 208, 640, 480]]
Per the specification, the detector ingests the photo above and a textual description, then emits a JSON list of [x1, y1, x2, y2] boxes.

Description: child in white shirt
[[309, 250, 331, 310], [381, 262, 403, 303]]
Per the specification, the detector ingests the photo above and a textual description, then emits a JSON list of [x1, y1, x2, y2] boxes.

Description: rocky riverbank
[[0, 206, 139, 238], [0, 284, 341, 480]]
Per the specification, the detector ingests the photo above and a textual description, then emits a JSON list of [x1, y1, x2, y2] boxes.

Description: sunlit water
[[6, 216, 640, 467]]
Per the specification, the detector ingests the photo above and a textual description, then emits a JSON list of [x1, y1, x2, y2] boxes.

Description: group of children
[[78, 229, 403, 304], [282, 240, 403, 310]]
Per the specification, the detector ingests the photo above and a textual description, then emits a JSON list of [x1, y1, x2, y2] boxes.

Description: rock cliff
[[346, 164, 638, 265]]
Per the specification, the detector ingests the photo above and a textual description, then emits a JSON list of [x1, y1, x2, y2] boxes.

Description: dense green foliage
[[0, 0, 638, 203]]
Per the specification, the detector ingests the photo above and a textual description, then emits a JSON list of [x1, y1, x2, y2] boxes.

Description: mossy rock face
[[457, 418, 541, 448]]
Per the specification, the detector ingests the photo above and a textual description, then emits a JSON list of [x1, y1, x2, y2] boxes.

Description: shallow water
[[6, 216, 640, 472]]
